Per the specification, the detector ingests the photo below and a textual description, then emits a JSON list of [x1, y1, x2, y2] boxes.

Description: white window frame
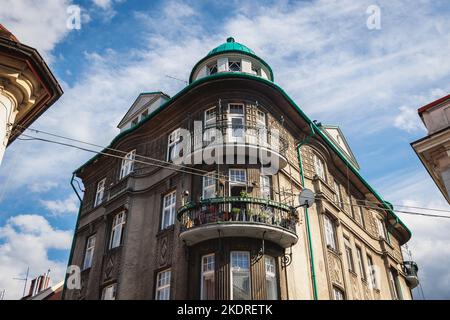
[[167, 128, 182, 162], [355, 246, 366, 280], [161, 191, 176, 229], [227, 104, 245, 143], [377, 218, 387, 239], [207, 62, 218, 75], [389, 269, 401, 300], [201, 254, 215, 300], [202, 173, 216, 199], [102, 283, 117, 300], [230, 251, 251, 300], [344, 238, 354, 273], [367, 255, 378, 289], [120, 150, 136, 179], [260, 175, 271, 199], [228, 60, 241, 72], [265, 256, 278, 300], [83, 234, 96, 270], [109, 211, 126, 249], [204, 107, 217, 145], [333, 286, 344, 300], [324, 215, 337, 250], [313, 154, 325, 180], [94, 178, 106, 207], [155, 269, 171, 300]]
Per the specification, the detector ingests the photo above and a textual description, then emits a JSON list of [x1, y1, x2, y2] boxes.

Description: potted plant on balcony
[[246, 208, 255, 222], [239, 190, 249, 199], [258, 210, 270, 223], [231, 207, 241, 221]]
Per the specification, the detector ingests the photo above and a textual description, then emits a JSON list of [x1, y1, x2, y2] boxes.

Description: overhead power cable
[[13, 125, 450, 218]]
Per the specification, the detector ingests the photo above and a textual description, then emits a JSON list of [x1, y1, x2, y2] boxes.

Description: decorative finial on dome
[[226, 37, 235, 43]]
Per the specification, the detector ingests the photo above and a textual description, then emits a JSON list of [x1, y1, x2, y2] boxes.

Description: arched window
[[313, 153, 326, 180]]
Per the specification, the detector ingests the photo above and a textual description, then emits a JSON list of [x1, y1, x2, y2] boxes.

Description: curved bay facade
[[64, 38, 418, 300]]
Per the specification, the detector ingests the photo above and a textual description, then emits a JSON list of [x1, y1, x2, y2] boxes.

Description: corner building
[[64, 38, 418, 300]]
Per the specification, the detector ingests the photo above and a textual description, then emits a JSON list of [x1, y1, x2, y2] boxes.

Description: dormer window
[[131, 117, 138, 127], [208, 62, 217, 75], [141, 109, 148, 120], [251, 66, 260, 76], [228, 60, 241, 72]]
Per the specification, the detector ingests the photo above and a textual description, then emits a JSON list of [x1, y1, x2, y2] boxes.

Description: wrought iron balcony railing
[[177, 197, 298, 247]]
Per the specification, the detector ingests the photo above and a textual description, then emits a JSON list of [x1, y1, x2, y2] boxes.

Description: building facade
[[0, 24, 63, 165], [411, 94, 450, 204], [64, 38, 418, 300]]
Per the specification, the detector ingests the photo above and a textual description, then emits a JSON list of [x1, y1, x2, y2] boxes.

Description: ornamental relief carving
[[351, 274, 361, 300], [327, 251, 343, 286]]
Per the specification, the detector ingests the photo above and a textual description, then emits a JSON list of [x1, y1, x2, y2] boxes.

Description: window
[[228, 104, 245, 143], [161, 191, 176, 229], [102, 283, 116, 300], [324, 215, 337, 251], [256, 110, 267, 144], [355, 246, 366, 280], [131, 117, 139, 127], [333, 287, 345, 300], [367, 255, 378, 289], [207, 62, 218, 75], [228, 60, 241, 72], [265, 256, 278, 300], [141, 109, 148, 120], [333, 179, 342, 207], [377, 218, 387, 240], [202, 173, 216, 199], [344, 238, 354, 273], [229, 169, 247, 197], [355, 205, 365, 227], [94, 178, 106, 207], [313, 154, 325, 180], [389, 269, 402, 300], [204, 107, 217, 145], [260, 175, 271, 199], [83, 235, 96, 270], [251, 65, 260, 76], [109, 212, 126, 249], [167, 128, 182, 162], [201, 254, 215, 300], [156, 269, 171, 300], [230, 251, 251, 300], [120, 150, 136, 179]]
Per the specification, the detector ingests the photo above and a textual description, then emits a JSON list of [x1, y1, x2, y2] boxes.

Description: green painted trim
[[297, 124, 319, 301], [73, 72, 411, 243], [188, 50, 274, 83], [62, 174, 83, 299]]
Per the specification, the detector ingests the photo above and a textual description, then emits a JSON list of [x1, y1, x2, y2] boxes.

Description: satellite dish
[[298, 188, 315, 208]]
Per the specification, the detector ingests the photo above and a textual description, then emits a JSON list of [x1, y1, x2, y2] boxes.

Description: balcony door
[[227, 104, 245, 143]]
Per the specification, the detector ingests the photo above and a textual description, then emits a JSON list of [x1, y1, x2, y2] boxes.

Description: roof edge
[[73, 72, 411, 243]]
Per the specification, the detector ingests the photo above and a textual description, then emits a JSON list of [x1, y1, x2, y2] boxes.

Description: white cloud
[[0, 0, 73, 60], [394, 106, 425, 133], [92, 0, 112, 9], [0, 0, 450, 300], [375, 169, 450, 299], [0, 215, 72, 300], [40, 194, 79, 216], [28, 181, 58, 194]]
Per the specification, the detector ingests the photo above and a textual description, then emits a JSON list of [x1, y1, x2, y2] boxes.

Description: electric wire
[[13, 126, 450, 218]]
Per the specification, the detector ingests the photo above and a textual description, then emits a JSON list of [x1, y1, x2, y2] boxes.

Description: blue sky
[[0, 0, 449, 299]]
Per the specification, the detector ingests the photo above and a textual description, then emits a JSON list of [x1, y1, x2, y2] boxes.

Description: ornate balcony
[[177, 196, 298, 248], [183, 124, 289, 170], [403, 261, 419, 289]]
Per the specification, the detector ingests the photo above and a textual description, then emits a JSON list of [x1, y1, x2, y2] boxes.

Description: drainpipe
[[61, 173, 83, 299], [296, 123, 318, 300]]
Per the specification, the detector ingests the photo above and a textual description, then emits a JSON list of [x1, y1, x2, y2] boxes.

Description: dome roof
[[189, 37, 274, 83], [207, 37, 255, 56]]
